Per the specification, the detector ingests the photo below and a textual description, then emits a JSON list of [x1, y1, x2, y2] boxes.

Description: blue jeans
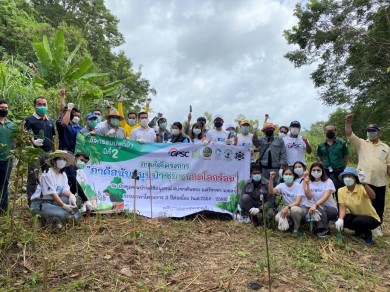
[[30, 194, 80, 225], [0, 159, 13, 214]]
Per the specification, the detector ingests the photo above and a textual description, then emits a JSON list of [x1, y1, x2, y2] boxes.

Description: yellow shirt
[[338, 184, 380, 222], [118, 102, 149, 138], [348, 133, 390, 187]]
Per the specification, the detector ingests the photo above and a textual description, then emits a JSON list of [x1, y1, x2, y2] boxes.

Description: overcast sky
[[105, 0, 336, 130]]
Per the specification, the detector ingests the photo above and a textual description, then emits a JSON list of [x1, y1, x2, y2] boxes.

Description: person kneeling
[[335, 167, 380, 245], [30, 150, 80, 230], [240, 164, 274, 226]]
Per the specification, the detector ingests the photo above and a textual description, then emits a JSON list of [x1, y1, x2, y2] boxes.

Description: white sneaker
[[242, 216, 251, 224], [53, 223, 63, 231], [372, 226, 383, 237]]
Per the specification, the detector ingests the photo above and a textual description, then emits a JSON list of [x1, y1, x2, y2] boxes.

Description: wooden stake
[[148, 164, 153, 218], [43, 257, 48, 292]]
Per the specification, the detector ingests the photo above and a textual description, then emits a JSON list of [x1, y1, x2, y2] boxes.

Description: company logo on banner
[[75, 134, 250, 218]]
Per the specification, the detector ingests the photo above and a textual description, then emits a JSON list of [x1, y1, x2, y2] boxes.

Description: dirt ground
[[0, 206, 389, 292]]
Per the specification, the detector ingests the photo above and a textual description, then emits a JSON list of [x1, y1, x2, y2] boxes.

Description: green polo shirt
[[0, 119, 16, 161], [317, 138, 349, 169]]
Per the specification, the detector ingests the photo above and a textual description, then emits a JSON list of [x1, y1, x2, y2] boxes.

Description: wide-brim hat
[[45, 150, 75, 168], [107, 109, 124, 121], [338, 167, 358, 182], [261, 122, 276, 132]]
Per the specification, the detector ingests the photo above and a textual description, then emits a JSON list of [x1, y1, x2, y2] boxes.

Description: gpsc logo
[[202, 147, 213, 158], [168, 148, 189, 158]]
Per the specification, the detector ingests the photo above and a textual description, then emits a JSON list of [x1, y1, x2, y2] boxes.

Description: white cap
[[214, 114, 224, 120], [225, 123, 235, 130]]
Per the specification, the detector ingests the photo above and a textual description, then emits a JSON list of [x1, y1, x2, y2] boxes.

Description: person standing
[[80, 113, 99, 136], [205, 114, 230, 145], [317, 124, 349, 193], [345, 114, 390, 236], [283, 120, 312, 167], [0, 99, 16, 214], [56, 102, 82, 153], [24, 96, 56, 206], [95, 109, 126, 139], [130, 112, 157, 143]]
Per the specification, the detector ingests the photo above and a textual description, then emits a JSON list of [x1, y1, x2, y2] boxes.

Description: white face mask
[[279, 132, 287, 138], [290, 127, 300, 135], [140, 118, 148, 127], [56, 159, 67, 169], [311, 171, 322, 179], [367, 131, 378, 141], [343, 177, 355, 186], [171, 129, 180, 136], [294, 167, 304, 176], [72, 117, 80, 124]]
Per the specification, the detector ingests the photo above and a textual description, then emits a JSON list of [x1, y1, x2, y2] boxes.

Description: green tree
[[284, 1, 390, 126]]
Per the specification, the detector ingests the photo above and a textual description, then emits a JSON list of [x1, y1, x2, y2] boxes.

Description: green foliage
[[216, 179, 244, 213], [284, 0, 390, 134]]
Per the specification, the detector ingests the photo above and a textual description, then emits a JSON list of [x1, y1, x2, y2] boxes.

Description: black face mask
[[0, 109, 8, 117], [326, 131, 335, 139], [265, 129, 274, 137], [214, 121, 223, 128]]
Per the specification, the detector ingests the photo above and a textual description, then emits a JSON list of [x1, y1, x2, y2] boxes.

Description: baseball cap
[[225, 123, 235, 130], [214, 114, 224, 120], [240, 119, 251, 126], [86, 113, 98, 120], [290, 121, 301, 127], [366, 124, 380, 131]]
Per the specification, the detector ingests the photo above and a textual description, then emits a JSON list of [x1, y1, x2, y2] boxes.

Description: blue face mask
[[128, 118, 136, 126], [252, 174, 261, 182], [241, 126, 250, 134], [110, 118, 120, 127], [229, 130, 236, 136]]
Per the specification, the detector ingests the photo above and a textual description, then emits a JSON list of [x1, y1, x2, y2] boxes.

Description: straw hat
[[45, 150, 75, 167], [107, 109, 124, 121]]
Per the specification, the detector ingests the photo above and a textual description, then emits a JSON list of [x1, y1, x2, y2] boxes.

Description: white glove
[[278, 169, 283, 178], [253, 124, 258, 130], [236, 204, 242, 212], [107, 129, 116, 136], [63, 204, 75, 212], [66, 102, 74, 110], [103, 100, 111, 108], [68, 194, 77, 206], [137, 138, 145, 144], [153, 125, 159, 133], [84, 201, 94, 211], [117, 94, 124, 102], [278, 217, 290, 231], [202, 140, 209, 146], [146, 97, 152, 105], [32, 138, 44, 146], [313, 210, 322, 222], [226, 138, 233, 145], [335, 219, 344, 231], [249, 207, 260, 216], [358, 169, 366, 184]]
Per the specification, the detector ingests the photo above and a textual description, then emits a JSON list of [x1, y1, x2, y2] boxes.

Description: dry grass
[[0, 207, 389, 291]]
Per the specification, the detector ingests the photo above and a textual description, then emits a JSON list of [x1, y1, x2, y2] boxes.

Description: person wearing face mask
[[317, 124, 349, 196], [278, 126, 289, 139], [80, 113, 98, 136], [0, 99, 16, 214], [269, 168, 307, 237], [64, 152, 94, 212], [253, 122, 287, 185], [302, 163, 338, 238], [92, 109, 103, 123], [205, 114, 229, 145], [130, 112, 156, 143], [239, 164, 274, 226], [188, 122, 206, 144], [30, 150, 80, 230], [155, 117, 171, 143], [25, 96, 56, 206], [292, 161, 307, 183], [345, 114, 389, 237], [335, 167, 380, 245], [283, 121, 312, 167], [168, 122, 189, 143], [235, 119, 258, 161], [117, 94, 150, 138], [95, 109, 126, 139]]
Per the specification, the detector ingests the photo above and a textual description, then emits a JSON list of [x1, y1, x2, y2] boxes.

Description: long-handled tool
[[260, 194, 271, 291], [148, 164, 153, 218]]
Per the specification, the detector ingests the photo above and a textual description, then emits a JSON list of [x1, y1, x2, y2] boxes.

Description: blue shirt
[[56, 117, 82, 153]]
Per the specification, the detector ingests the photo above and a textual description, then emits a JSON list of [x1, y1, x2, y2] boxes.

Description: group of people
[[0, 93, 388, 241]]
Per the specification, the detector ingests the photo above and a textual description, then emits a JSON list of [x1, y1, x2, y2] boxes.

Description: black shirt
[[24, 114, 55, 152], [64, 165, 88, 202]]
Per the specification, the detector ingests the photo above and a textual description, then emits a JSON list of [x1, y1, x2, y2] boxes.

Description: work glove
[[106, 129, 116, 136], [249, 207, 260, 216], [66, 103, 74, 110], [202, 140, 209, 146], [226, 138, 233, 145], [103, 100, 111, 109], [117, 94, 124, 102], [358, 169, 366, 184], [249, 147, 255, 154], [137, 138, 145, 144], [68, 194, 77, 206], [63, 204, 75, 213], [313, 210, 321, 222], [146, 97, 152, 106], [335, 219, 344, 231], [154, 126, 159, 133], [84, 201, 94, 211], [32, 139, 44, 147], [278, 217, 290, 231]]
